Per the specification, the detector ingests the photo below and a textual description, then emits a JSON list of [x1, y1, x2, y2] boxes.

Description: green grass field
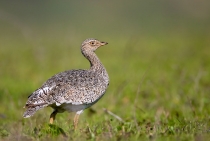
[[1, 1, 210, 141]]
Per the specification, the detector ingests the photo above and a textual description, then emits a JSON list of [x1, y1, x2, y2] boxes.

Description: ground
[[0, 1, 210, 140]]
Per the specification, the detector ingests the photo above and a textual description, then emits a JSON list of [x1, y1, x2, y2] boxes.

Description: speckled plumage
[[23, 38, 109, 128]]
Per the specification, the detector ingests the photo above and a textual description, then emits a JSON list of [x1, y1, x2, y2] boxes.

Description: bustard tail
[[23, 103, 48, 118]]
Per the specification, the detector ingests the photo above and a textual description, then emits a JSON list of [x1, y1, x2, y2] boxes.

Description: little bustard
[[23, 38, 109, 129]]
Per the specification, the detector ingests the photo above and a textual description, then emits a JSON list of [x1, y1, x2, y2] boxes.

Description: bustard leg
[[73, 110, 83, 130], [50, 110, 58, 124]]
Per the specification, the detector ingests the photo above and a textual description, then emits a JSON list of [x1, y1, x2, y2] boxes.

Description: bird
[[23, 38, 109, 129]]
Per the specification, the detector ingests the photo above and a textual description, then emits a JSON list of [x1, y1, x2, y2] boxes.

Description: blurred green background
[[0, 0, 210, 140]]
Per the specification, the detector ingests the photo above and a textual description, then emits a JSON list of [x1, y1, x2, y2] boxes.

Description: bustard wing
[[23, 82, 58, 118], [23, 70, 72, 118]]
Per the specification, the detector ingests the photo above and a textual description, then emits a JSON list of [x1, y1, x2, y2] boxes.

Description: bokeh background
[[0, 0, 210, 140]]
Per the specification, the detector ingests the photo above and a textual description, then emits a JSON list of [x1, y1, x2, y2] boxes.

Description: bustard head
[[81, 38, 108, 52]]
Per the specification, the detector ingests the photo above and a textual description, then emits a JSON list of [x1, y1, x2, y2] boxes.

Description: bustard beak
[[100, 41, 108, 46]]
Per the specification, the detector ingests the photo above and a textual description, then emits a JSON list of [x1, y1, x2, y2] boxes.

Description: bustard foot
[[49, 110, 58, 124], [73, 110, 83, 130]]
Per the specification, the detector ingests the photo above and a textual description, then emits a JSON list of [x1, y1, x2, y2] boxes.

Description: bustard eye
[[89, 41, 95, 45]]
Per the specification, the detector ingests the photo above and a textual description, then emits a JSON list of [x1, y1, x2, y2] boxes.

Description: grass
[[0, 23, 210, 140]]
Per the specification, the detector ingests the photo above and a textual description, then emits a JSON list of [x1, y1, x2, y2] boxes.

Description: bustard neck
[[82, 50, 105, 71]]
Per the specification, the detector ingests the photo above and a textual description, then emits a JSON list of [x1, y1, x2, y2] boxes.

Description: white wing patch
[[56, 102, 61, 106], [72, 101, 83, 105], [37, 87, 52, 95]]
